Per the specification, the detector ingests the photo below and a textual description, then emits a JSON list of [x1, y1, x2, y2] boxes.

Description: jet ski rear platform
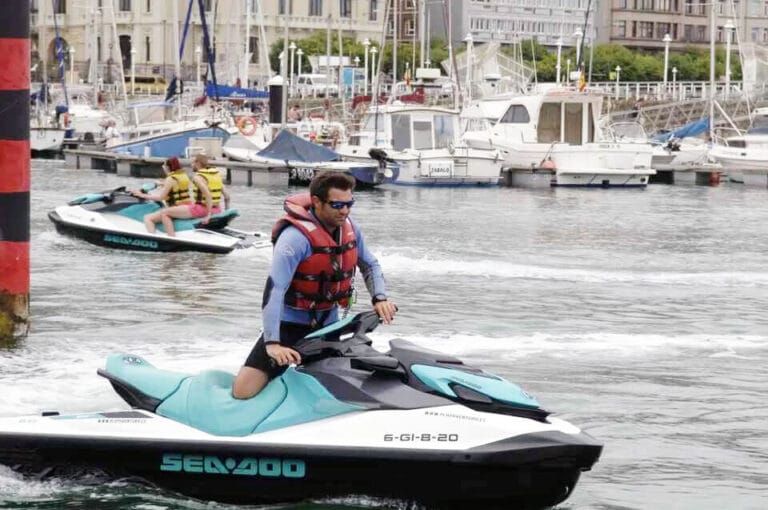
[[0, 313, 602, 509]]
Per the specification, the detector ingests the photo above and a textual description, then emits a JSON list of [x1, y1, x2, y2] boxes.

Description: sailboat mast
[[172, 0, 182, 120], [243, 0, 251, 86], [393, 0, 398, 83]]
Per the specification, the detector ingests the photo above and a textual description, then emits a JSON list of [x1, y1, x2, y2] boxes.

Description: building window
[[31, 0, 38, 13], [657, 23, 672, 39], [279, 0, 293, 14], [340, 0, 351, 17], [369, 0, 378, 21], [309, 0, 322, 16], [203, 0, 212, 11], [145, 36, 150, 61], [405, 19, 415, 36], [613, 20, 626, 38], [53, 0, 66, 14], [249, 36, 259, 64], [97, 36, 102, 61], [613, 0, 627, 8], [634, 0, 653, 10], [119, 0, 130, 12], [146, 0, 150, 12], [637, 21, 653, 39]]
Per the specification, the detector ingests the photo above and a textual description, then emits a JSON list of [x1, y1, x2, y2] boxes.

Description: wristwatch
[[372, 294, 388, 304]]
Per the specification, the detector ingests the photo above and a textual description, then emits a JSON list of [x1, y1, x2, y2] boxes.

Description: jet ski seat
[[100, 353, 362, 437]]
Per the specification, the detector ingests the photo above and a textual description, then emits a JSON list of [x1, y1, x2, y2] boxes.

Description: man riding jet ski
[[48, 185, 269, 254], [0, 312, 602, 509]]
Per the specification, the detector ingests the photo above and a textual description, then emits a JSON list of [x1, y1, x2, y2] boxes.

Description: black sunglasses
[[325, 199, 355, 210]]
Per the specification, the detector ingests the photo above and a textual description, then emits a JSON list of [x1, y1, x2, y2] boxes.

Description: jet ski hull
[[0, 410, 600, 509], [49, 210, 238, 254]]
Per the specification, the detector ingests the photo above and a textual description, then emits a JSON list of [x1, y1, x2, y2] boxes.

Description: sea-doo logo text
[[160, 454, 305, 478], [104, 234, 159, 249]]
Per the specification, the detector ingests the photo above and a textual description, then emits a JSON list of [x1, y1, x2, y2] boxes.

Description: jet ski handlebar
[[293, 311, 383, 361]]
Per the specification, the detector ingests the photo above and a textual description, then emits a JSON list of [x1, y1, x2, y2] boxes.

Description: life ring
[[237, 117, 258, 136]]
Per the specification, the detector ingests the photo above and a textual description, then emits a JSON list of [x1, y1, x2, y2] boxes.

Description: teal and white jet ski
[[48, 186, 268, 254], [0, 312, 602, 509]]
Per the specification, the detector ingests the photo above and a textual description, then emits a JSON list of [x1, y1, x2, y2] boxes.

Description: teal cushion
[[255, 368, 364, 433], [156, 370, 287, 436], [104, 353, 188, 402]]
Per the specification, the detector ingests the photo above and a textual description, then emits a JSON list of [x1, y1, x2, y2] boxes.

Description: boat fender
[[540, 158, 556, 171], [237, 117, 258, 136]]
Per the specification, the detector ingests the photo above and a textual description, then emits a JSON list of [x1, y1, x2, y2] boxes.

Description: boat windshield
[[434, 114, 455, 149], [748, 114, 768, 134]]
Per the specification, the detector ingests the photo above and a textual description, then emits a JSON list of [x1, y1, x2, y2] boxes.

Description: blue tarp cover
[[205, 82, 269, 99], [653, 118, 709, 142], [257, 130, 341, 163]]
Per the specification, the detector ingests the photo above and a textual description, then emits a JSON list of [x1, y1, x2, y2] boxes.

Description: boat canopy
[[257, 130, 341, 162], [653, 118, 709, 142], [205, 82, 269, 100]]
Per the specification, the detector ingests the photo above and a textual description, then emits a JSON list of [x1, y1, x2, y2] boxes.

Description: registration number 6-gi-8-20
[[383, 433, 459, 442]]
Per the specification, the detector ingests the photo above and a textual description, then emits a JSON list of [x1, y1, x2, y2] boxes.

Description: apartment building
[[596, 1, 768, 51], [428, 0, 595, 49], [31, 0, 383, 85]]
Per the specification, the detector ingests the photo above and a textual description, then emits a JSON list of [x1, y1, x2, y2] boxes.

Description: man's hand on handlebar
[[266, 343, 302, 366], [374, 299, 397, 325]]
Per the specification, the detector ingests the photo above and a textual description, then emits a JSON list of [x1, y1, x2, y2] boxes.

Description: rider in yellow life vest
[[131, 157, 193, 234], [158, 154, 231, 237]]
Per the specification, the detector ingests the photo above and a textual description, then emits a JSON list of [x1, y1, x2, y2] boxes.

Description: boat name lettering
[[426, 162, 452, 177], [160, 454, 306, 478], [290, 167, 316, 181], [383, 433, 459, 442], [103, 234, 159, 249]]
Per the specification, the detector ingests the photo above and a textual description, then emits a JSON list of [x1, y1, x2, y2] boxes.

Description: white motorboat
[[337, 103, 502, 187], [709, 107, 768, 187], [463, 87, 655, 188]]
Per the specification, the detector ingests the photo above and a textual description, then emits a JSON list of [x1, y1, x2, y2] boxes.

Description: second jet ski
[[48, 186, 269, 254]]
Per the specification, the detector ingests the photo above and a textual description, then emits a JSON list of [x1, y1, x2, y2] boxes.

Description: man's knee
[[232, 366, 269, 400]]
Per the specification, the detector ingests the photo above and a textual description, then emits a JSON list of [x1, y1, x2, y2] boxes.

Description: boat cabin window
[[392, 114, 412, 151], [413, 120, 433, 150], [434, 114, 455, 149], [564, 102, 583, 144], [499, 104, 530, 124], [748, 114, 768, 134], [537, 103, 561, 143]]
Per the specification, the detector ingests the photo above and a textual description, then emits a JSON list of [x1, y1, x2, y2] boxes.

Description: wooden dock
[[63, 148, 291, 187]]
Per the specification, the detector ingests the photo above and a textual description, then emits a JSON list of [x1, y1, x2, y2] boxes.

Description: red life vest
[[271, 193, 358, 311]]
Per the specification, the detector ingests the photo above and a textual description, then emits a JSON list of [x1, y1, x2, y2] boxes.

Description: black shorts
[[244, 322, 317, 379]]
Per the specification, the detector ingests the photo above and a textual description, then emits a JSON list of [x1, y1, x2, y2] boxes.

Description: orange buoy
[[237, 117, 258, 136]]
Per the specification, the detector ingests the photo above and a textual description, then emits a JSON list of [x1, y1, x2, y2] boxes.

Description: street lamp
[[296, 48, 304, 77], [370, 45, 378, 94], [555, 37, 563, 84], [362, 38, 370, 95], [615, 65, 622, 100], [129, 47, 136, 94], [574, 27, 583, 72], [288, 41, 296, 96], [195, 45, 202, 87], [662, 33, 671, 95], [724, 19, 735, 98], [68, 46, 76, 84], [672, 66, 678, 98], [353, 55, 360, 95]]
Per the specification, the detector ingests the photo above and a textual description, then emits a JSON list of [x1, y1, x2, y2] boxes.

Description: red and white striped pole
[[0, 2, 30, 342]]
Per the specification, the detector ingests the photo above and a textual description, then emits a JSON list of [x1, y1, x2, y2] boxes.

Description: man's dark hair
[[309, 172, 355, 201]]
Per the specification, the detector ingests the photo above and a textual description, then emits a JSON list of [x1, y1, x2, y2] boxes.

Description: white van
[[296, 74, 339, 98]]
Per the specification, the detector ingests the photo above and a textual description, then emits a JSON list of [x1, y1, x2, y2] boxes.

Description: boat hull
[[0, 414, 600, 509], [49, 210, 240, 254]]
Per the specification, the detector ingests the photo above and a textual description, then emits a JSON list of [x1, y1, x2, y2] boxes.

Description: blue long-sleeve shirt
[[262, 217, 387, 344]]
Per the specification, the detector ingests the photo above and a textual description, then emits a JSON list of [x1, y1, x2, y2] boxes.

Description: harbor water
[[1, 161, 767, 509]]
